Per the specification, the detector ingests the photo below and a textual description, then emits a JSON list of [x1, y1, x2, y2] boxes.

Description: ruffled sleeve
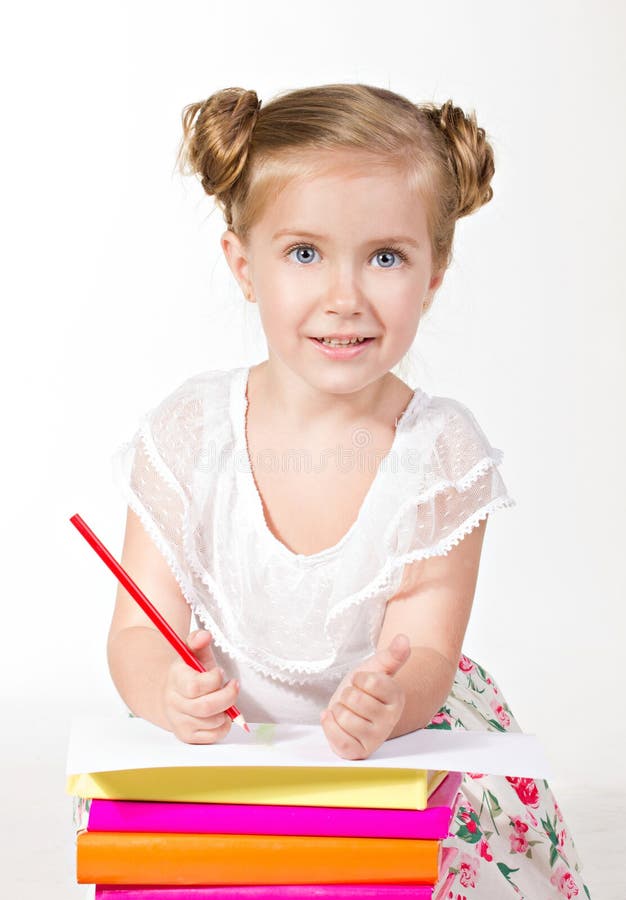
[[110, 370, 232, 624], [318, 394, 516, 660], [385, 394, 515, 564]]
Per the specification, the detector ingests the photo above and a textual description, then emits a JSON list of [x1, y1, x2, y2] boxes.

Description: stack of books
[[67, 717, 465, 898]]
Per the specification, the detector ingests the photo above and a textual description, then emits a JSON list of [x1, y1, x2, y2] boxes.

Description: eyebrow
[[272, 229, 420, 249]]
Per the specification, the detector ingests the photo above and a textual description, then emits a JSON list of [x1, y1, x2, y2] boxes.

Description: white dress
[[111, 365, 591, 899]]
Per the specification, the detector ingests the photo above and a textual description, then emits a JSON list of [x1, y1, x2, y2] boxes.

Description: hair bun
[[435, 99, 495, 219], [177, 88, 262, 200]]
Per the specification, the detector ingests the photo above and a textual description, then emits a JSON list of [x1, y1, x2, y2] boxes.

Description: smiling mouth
[[312, 337, 376, 345]]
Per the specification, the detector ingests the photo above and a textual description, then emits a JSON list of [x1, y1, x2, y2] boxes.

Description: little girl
[[108, 84, 591, 898]]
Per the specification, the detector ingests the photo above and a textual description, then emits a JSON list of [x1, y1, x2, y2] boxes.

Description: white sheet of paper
[[66, 716, 553, 779]]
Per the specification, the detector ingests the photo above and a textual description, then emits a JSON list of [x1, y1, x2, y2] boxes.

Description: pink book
[[88, 773, 461, 840], [95, 886, 433, 899]]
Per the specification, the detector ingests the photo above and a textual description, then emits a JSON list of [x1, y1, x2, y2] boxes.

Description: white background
[[2, 1, 624, 896]]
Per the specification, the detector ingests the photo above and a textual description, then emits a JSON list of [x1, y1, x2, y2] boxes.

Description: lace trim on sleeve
[[325, 453, 514, 638], [135, 421, 282, 662]]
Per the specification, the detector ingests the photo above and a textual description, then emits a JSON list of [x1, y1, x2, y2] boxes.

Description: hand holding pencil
[[69, 513, 249, 738], [162, 628, 243, 744]]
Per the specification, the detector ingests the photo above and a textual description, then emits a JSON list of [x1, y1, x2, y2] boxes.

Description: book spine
[[78, 832, 439, 886], [95, 886, 434, 899], [68, 766, 429, 809], [88, 798, 455, 839]]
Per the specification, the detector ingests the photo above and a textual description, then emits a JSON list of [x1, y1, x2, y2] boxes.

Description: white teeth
[[319, 337, 367, 346]]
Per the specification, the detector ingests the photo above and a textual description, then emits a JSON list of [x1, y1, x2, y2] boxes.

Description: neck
[[249, 357, 398, 433]]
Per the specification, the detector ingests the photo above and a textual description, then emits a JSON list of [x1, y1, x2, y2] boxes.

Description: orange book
[[77, 831, 439, 885]]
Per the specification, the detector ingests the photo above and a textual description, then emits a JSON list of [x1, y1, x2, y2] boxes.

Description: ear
[[422, 269, 445, 313], [220, 229, 255, 302], [428, 269, 445, 294]]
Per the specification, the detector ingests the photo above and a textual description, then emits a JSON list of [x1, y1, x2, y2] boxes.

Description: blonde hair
[[176, 82, 495, 277]]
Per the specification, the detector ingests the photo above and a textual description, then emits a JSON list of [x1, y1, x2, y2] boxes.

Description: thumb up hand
[[359, 633, 411, 676], [320, 634, 411, 761]]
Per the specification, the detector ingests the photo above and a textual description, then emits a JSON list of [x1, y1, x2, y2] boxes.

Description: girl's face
[[222, 151, 443, 395]]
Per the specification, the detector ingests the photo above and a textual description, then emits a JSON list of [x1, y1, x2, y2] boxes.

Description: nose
[[323, 261, 366, 315]]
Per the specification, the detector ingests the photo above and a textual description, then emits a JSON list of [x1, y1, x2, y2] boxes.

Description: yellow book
[[68, 765, 447, 809]]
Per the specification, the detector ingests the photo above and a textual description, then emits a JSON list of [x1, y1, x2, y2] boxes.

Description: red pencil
[[69, 513, 249, 734]]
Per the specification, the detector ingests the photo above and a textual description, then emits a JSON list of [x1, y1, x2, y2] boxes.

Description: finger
[[184, 727, 230, 745], [176, 718, 232, 745], [351, 671, 399, 705], [331, 701, 378, 741], [175, 663, 225, 699], [186, 629, 219, 671], [186, 678, 239, 719], [215, 677, 241, 710], [369, 633, 411, 677], [338, 683, 385, 722], [321, 707, 368, 760], [178, 709, 228, 730]]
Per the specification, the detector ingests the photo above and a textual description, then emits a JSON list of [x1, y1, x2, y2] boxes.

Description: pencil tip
[[232, 713, 251, 733]]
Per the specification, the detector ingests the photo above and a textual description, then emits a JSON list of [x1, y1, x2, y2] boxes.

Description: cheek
[[256, 293, 303, 341], [370, 270, 424, 303], [257, 263, 305, 303], [383, 293, 423, 331]]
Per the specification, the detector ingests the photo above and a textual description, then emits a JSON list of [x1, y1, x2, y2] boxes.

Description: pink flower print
[[485, 675, 500, 694], [478, 838, 493, 861], [505, 776, 540, 808], [432, 869, 456, 900], [509, 831, 529, 853], [550, 864, 579, 897], [458, 654, 475, 673], [459, 809, 477, 834], [440, 846, 458, 871], [558, 828, 567, 849], [466, 772, 485, 779], [485, 675, 498, 694], [490, 699, 511, 727], [431, 710, 453, 726], [512, 817, 529, 835], [527, 808, 539, 827], [431, 848, 458, 900], [555, 799, 564, 823], [458, 852, 479, 888]]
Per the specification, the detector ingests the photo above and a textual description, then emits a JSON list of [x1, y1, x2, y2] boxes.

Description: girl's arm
[[107, 508, 239, 742], [321, 516, 487, 756], [379, 515, 487, 738]]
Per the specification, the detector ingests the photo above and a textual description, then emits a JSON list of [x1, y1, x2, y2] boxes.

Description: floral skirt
[[428, 654, 591, 899]]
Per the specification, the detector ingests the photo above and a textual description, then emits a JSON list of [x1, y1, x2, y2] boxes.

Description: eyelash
[[283, 243, 409, 265]]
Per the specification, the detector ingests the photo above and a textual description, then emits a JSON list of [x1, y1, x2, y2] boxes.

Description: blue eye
[[284, 243, 408, 267], [372, 249, 405, 268], [287, 245, 320, 265]]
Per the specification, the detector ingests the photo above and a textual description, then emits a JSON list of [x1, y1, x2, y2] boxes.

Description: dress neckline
[[231, 364, 426, 566]]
